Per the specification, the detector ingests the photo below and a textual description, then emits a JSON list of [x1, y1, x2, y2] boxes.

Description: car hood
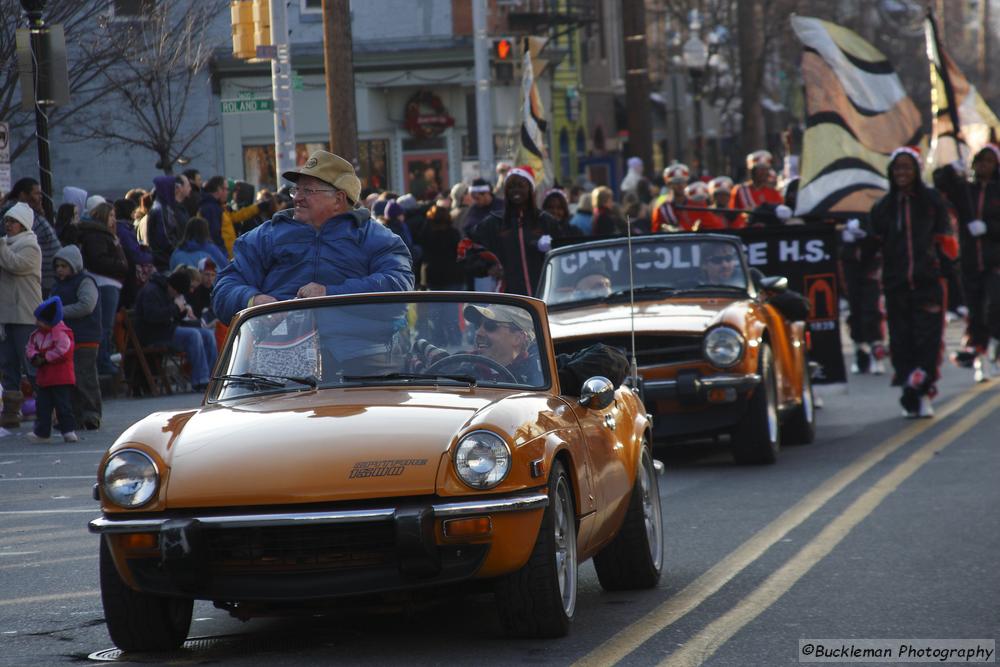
[[153, 389, 501, 508], [548, 298, 742, 339]]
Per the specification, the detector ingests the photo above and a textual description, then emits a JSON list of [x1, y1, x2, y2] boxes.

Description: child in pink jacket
[[25, 297, 78, 442]]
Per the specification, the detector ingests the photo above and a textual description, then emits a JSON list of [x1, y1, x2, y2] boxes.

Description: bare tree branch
[[63, 0, 227, 173]]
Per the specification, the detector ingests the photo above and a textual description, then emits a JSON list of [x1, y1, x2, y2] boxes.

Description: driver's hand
[[296, 282, 327, 299], [252, 294, 277, 307]]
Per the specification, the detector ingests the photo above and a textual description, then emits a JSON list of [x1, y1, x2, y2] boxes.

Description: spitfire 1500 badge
[[350, 459, 428, 478]]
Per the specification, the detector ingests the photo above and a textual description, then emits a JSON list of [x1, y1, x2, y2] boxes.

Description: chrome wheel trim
[[765, 359, 779, 444], [553, 476, 577, 616], [640, 449, 663, 571]]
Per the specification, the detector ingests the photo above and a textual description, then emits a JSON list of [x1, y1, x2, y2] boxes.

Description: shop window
[[358, 139, 389, 191], [301, 0, 322, 14]]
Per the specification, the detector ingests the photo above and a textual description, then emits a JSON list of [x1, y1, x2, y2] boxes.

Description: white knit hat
[[3, 202, 33, 230]]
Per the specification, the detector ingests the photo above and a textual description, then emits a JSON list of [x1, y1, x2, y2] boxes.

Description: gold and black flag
[[924, 12, 1000, 172], [791, 16, 923, 216]]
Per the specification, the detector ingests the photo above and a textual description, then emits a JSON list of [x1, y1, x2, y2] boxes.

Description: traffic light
[[231, 0, 272, 60], [492, 37, 515, 84], [252, 0, 271, 50], [231, 1, 255, 60]]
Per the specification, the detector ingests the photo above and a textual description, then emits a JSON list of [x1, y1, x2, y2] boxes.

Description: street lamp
[[682, 33, 709, 177]]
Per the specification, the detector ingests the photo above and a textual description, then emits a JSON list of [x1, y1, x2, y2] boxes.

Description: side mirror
[[759, 276, 788, 293], [579, 376, 615, 410]]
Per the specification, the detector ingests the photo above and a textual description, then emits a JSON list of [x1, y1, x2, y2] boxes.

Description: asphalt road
[[2, 325, 998, 666]]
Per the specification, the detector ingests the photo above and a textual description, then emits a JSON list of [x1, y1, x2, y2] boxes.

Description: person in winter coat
[[169, 216, 228, 271], [729, 150, 784, 228], [590, 186, 626, 236], [141, 175, 190, 271], [25, 297, 78, 442], [568, 191, 593, 236], [1, 178, 61, 297], [114, 198, 155, 310], [936, 144, 1000, 382], [75, 202, 129, 375], [212, 150, 414, 324], [863, 146, 958, 418], [463, 178, 504, 238], [468, 166, 566, 296], [134, 269, 214, 391], [0, 203, 43, 429], [50, 245, 102, 429], [418, 203, 463, 291]]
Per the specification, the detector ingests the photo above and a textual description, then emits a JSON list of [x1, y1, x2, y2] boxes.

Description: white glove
[[537, 234, 552, 252], [968, 219, 988, 237], [775, 205, 792, 221], [841, 218, 866, 243], [842, 227, 859, 244], [846, 218, 862, 233]]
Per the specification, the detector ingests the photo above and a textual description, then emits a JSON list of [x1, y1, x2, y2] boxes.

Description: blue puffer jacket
[[212, 207, 414, 324]]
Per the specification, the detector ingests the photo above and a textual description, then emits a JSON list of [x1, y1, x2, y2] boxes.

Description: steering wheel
[[426, 353, 518, 383]]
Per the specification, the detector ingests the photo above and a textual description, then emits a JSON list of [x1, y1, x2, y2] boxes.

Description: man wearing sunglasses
[[213, 150, 414, 325], [700, 242, 744, 287], [463, 304, 542, 385]]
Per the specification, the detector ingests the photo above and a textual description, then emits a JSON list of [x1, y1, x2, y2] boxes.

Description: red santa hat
[[506, 165, 536, 189], [889, 145, 922, 168]]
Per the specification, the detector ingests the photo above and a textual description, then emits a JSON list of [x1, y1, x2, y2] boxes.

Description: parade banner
[[791, 16, 922, 217], [516, 48, 553, 193], [733, 225, 847, 385], [924, 13, 1000, 173]]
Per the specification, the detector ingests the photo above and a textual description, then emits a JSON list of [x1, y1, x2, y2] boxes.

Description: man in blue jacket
[[212, 151, 414, 375]]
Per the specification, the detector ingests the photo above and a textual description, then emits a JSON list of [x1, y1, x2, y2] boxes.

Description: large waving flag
[[791, 16, 923, 216], [925, 13, 1000, 172], [516, 49, 553, 193]]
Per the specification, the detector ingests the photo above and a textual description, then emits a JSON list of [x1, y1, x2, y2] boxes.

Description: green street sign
[[221, 98, 273, 114]]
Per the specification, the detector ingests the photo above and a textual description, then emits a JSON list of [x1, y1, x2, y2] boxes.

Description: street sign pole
[[472, 0, 494, 180], [269, 0, 296, 183]]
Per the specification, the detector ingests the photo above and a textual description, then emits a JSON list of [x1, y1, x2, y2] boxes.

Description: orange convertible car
[[540, 233, 816, 464], [89, 293, 663, 651]]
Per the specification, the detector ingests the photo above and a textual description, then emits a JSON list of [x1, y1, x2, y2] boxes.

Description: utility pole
[[737, 0, 765, 169], [622, 0, 652, 179], [472, 0, 495, 180], [270, 0, 296, 179], [20, 0, 54, 219], [322, 0, 358, 161]]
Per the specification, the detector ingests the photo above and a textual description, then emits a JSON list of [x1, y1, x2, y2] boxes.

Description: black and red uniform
[[865, 174, 958, 404]]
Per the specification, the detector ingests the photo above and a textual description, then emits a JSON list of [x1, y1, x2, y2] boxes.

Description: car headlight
[[703, 327, 744, 368], [102, 449, 159, 508], [454, 431, 511, 490]]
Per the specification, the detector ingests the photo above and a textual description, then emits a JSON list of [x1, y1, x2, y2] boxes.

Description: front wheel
[[593, 444, 664, 590], [495, 459, 577, 638], [731, 343, 780, 464], [783, 352, 816, 445], [100, 536, 193, 652]]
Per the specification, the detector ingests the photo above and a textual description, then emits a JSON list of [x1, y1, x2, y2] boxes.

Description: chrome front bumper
[[89, 491, 549, 534], [643, 372, 761, 401]]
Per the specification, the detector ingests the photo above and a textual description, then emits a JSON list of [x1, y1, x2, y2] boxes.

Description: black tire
[[495, 459, 577, 638], [593, 444, 664, 590], [783, 352, 816, 445], [99, 536, 193, 652], [731, 343, 780, 464]]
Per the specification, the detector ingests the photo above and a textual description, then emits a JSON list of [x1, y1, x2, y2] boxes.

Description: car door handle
[[603, 414, 616, 430]]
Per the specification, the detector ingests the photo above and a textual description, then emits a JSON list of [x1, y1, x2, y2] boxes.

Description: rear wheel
[[495, 459, 577, 638], [100, 536, 192, 652], [732, 343, 780, 464], [593, 444, 663, 590]]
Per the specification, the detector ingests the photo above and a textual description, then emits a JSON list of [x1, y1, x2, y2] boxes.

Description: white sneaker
[[0, 427, 11, 438], [974, 356, 991, 383], [918, 395, 934, 418], [62, 431, 79, 443], [872, 359, 886, 375], [25, 432, 50, 442]]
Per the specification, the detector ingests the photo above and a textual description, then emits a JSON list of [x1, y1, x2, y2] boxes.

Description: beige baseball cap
[[464, 304, 535, 339], [282, 150, 362, 205]]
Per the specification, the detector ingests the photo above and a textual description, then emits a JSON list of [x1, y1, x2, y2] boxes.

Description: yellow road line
[[660, 390, 1000, 667], [573, 383, 992, 667], [0, 590, 99, 607]]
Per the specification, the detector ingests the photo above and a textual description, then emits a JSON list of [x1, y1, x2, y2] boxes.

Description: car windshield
[[540, 237, 748, 306], [212, 297, 549, 399]]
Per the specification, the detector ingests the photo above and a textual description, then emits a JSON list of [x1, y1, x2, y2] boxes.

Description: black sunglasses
[[707, 255, 738, 264], [479, 319, 508, 332]]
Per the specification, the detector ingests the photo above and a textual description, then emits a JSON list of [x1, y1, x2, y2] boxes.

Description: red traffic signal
[[494, 38, 513, 61]]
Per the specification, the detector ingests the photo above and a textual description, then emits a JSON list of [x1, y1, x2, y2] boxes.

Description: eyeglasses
[[478, 319, 508, 332], [288, 186, 337, 198], [707, 255, 738, 265]]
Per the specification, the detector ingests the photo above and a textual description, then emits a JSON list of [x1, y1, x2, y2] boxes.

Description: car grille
[[556, 334, 703, 367], [205, 522, 396, 574]]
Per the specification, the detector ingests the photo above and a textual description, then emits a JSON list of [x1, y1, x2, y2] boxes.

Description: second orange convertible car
[[90, 292, 663, 651], [540, 233, 816, 464]]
